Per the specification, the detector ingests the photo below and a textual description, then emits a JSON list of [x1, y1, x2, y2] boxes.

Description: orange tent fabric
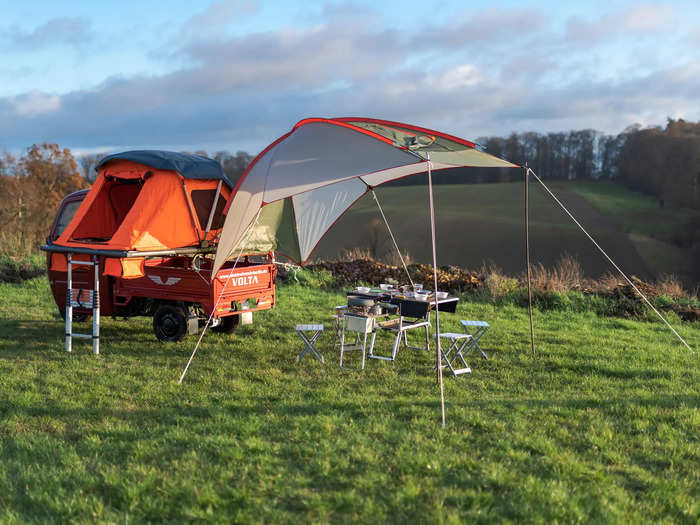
[[55, 159, 230, 252]]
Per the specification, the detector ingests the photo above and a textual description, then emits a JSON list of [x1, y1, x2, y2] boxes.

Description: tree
[[0, 144, 85, 254], [79, 153, 105, 182]]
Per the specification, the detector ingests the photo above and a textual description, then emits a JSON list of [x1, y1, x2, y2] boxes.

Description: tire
[[153, 304, 188, 342], [211, 314, 239, 334], [59, 308, 88, 323]]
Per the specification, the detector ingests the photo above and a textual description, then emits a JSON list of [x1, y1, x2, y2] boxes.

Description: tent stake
[[525, 165, 536, 357], [427, 156, 446, 429]]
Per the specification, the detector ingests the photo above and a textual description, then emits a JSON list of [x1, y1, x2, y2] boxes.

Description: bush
[[0, 253, 46, 283], [484, 270, 518, 299]]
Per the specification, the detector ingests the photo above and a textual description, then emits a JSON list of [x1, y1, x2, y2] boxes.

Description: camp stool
[[296, 324, 324, 363], [438, 332, 472, 376], [461, 320, 490, 359]]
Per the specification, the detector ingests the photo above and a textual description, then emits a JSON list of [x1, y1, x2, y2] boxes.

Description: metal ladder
[[65, 253, 100, 354]]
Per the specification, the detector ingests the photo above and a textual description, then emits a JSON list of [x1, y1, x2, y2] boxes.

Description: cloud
[[425, 7, 546, 48], [566, 4, 675, 43], [188, 0, 259, 29], [0, 4, 698, 153], [4, 17, 94, 50], [9, 90, 61, 117], [172, 18, 406, 93]]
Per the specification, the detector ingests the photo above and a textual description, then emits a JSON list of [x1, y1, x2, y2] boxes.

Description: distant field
[[313, 180, 698, 286], [0, 276, 698, 522]]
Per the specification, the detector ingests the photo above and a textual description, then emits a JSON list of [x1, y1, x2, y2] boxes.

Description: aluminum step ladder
[[65, 253, 100, 354]]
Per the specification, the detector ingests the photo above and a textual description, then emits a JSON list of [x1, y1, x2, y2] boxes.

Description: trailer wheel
[[211, 314, 239, 334], [153, 304, 188, 342]]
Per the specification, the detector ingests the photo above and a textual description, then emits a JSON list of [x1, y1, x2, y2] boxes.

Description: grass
[[570, 181, 698, 241], [570, 181, 699, 283], [0, 276, 699, 523]]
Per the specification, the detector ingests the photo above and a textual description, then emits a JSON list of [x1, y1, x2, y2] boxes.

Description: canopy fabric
[[212, 118, 519, 274], [55, 158, 231, 254], [97, 150, 232, 187]]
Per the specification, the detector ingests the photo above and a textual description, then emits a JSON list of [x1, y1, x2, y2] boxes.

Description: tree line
[[1, 120, 698, 260], [477, 119, 700, 211], [0, 147, 253, 256]]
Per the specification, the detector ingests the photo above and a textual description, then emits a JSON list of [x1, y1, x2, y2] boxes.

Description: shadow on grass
[[2, 393, 697, 432], [0, 318, 190, 358], [543, 361, 673, 381]]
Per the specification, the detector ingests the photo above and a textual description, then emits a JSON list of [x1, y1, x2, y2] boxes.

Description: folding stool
[[438, 332, 472, 376], [296, 324, 324, 363], [461, 320, 490, 359]]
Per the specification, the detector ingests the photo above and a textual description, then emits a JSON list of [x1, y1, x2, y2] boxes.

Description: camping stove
[[346, 296, 397, 318], [347, 296, 380, 317]]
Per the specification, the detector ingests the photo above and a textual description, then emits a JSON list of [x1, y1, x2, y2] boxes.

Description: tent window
[[71, 178, 143, 242], [191, 189, 226, 230]]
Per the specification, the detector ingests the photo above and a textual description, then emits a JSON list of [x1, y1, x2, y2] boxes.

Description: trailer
[[41, 151, 277, 347]]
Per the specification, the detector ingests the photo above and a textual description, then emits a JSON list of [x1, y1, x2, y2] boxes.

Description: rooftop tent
[[54, 151, 232, 255], [212, 117, 517, 274]]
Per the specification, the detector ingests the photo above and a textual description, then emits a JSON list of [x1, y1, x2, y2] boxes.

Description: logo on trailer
[[230, 275, 259, 287], [148, 275, 182, 286], [218, 268, 267, 287]]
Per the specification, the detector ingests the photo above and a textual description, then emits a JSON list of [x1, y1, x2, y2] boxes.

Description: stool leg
[[296, 331, 307, 362], [297, 330, 324, 363], [361, 332, 367, 370], [391, 330, 402, 360], [474, 327, 488, 359], [368, 330, 377, 357], [339, 322, 346, 368], [309, 331, 324, 363], [456, 338, 471, 370]]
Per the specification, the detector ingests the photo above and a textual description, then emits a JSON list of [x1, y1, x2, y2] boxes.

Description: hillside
[[312, 181, 698, 287]]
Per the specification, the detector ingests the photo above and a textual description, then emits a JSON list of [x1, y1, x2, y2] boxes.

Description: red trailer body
[[45, 190, 277, 342]]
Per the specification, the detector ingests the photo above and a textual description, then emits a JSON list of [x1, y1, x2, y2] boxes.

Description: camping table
[[347, 289, 459, 316], [346, 289, 459, 361]]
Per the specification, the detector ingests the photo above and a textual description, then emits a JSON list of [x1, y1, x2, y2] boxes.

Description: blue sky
[[1, 0, 699, 156]]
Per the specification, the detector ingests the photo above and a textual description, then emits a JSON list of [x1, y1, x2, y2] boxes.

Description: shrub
[[484, 269, 518, 299], [0, 253, 46, 283], [526, 253, 584, 292]]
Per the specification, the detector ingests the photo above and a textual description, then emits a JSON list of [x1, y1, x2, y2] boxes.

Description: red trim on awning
[[332, 117, 477, 149], [293, 118, 397, 146], [222, 129, 293, 215]]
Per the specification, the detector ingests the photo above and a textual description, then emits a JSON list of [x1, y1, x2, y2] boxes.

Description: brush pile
[[306, 259, 483, 293]]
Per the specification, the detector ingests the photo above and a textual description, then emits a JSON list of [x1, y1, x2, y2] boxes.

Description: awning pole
[[204, 179, 223, 239], [180, 176, 203, 245], [525, 165, 536, 357], [370, 189, 414, 287], [427, 155, 446, 429]]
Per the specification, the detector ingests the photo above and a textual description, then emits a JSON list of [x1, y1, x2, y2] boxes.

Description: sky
[[1, 0, 699, 156]]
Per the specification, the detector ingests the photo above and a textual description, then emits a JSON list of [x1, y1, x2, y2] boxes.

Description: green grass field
[[1, 276, 698, 523], [314, 181, 699, 286]]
